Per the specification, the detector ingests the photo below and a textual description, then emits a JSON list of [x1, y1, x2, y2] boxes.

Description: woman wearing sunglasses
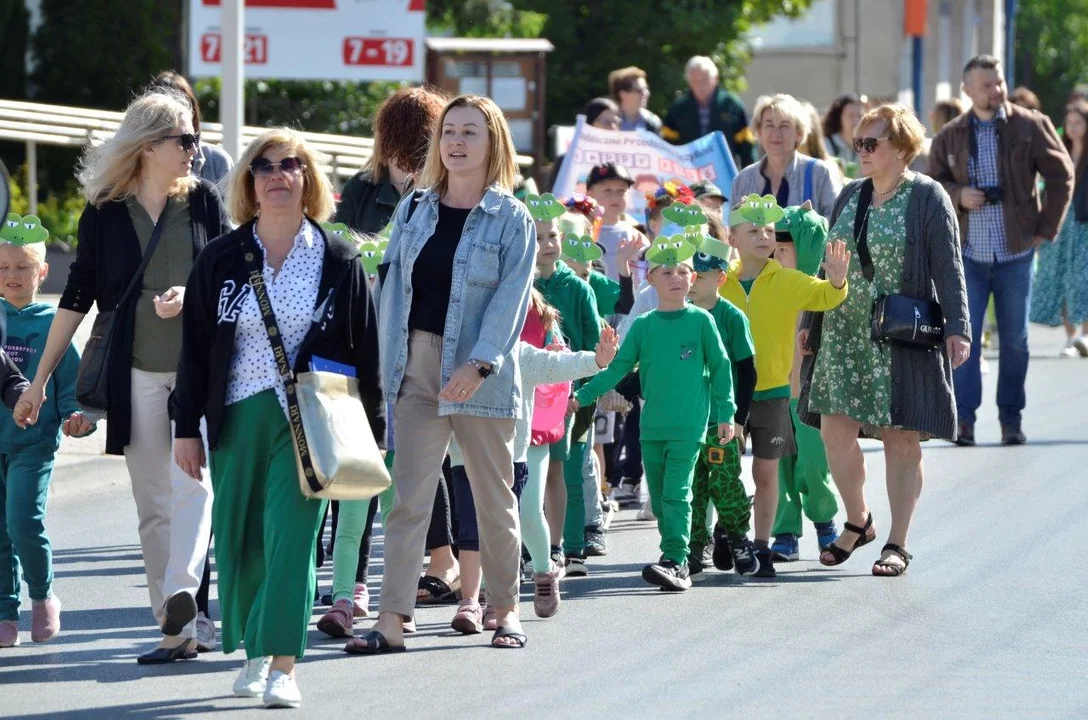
[[731, 93, 842, 219], [171, 128, 383, 708], [14, 89, 229, 662], [797, 104, 971, 577]]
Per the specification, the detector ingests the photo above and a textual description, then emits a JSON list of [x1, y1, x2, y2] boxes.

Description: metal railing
[[0, 99, 532, 213]]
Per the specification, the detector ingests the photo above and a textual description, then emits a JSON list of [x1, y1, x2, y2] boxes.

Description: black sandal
[[819, 512, 876, 567], [490, 626, 528, 649], [872, 544, 912, 576], [344, 630, 406, 655], [416, 575, 460, 605]]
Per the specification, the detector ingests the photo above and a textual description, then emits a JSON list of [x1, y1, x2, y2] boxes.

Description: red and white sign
[[188, 0, 425, 81]]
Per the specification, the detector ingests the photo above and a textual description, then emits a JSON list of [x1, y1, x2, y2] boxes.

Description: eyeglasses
[[249, 156, 306, 178], [852, 136, 890, 154], [162, 132, 200, 152]]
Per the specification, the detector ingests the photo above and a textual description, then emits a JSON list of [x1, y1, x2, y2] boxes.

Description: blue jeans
[[954, 253, 1034, 427]]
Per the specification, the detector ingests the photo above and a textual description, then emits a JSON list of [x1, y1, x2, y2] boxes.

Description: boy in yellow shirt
[[719, 195, 850, 577]]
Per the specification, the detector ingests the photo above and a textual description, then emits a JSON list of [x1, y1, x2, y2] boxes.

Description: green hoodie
[[535, 262, 602, 352], [0, 300, 83, 452], [775, 204, 829, 277]]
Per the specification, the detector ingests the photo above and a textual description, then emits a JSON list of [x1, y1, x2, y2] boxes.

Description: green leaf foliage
[[1014, 0, 1088, 119]]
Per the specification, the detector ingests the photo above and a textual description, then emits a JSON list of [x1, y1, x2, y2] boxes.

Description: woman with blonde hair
[[354, 95, 536, 653], [173, 128, 384, 707], [733, 93, 842, 218], [14, 89, 229, 663]]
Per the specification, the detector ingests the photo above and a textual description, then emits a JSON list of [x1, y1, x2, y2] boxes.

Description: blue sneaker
[[815, 521, 839, 550], [770, 534, 799, 562]]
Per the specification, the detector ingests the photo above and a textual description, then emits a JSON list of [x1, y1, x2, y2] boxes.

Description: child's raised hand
[[595, 326, 619, 368], [62, 412, 96, 438], [617, 232, 649, 263], [821, 240, 851, 289]]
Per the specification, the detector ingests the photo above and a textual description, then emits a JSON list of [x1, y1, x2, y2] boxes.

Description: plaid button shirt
[[965, 106, 1031, 263]]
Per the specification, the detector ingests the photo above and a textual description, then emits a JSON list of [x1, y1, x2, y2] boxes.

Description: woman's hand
[[438, 364, 486, 403], [13, 383, 46, 429], [595, 326, 619, 368], [945, 334, 970, 369], [62, 412, 96, 438], [174, 438, 206, 481], [797, 328, 812, 356], [821, 240, 851, 289], [153, 287, 185, 319]]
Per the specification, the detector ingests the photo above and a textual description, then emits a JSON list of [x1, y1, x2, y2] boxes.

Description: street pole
[[221, 0, 245, 161], [1005, 0, 1018, 88]]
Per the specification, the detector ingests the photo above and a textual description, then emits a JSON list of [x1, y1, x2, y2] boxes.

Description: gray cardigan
[[731, 152, 841, 218], [797, 173, 971, 441]]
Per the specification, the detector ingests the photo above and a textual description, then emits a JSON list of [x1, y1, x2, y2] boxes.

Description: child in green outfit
[[686, 239, 758, 580], [571, 239, 736, 591], [769, 201, 841, 562]]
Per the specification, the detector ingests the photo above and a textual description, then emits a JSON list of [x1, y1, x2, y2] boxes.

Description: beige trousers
[[379, 331, 519, 618], [123, 369, 213, 639]]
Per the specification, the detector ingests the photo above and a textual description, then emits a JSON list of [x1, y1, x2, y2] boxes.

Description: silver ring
[[459, 389, 467, 395]]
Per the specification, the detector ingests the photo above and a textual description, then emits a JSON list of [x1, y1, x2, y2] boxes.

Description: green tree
[[1014, 0, 1088, 121], [0, 0, 29, 100], [427, 0, 546, 38], [511, 0, 812, 130]]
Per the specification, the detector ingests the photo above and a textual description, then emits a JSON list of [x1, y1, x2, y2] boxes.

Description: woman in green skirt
[[173, 128, 384, 708]]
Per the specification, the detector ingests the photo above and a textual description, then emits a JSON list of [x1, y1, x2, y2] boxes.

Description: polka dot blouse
[[225, 219, 325, 417]]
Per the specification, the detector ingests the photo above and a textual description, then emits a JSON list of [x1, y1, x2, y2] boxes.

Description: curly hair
[[367, 86, 449, 181], [822, 94, 862, 139]]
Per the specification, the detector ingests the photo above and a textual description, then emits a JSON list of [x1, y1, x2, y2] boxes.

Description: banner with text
[[551, 117, 739, 220], [188, 0, 425, 81]]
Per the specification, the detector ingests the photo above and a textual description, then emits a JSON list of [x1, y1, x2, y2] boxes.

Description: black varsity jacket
[[172, 219, 385, 452]]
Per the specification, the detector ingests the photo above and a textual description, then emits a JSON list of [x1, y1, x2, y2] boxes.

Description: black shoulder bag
[[854, 180, 945, 350], [76, 211, 167, 412]]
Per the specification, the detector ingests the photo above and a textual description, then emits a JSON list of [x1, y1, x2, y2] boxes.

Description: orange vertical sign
[[905, 0, 927, 37]]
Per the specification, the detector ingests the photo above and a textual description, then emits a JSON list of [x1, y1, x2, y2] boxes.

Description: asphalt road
[[2, 325, 1086, 718]]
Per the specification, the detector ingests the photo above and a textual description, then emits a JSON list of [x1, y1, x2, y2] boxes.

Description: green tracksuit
[[576, 306, 735, 564], [772, 399, 838, 536], [691, 298, 755, 545]]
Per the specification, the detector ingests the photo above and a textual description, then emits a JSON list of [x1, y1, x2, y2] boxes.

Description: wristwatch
[[468, 358, 493, 379]]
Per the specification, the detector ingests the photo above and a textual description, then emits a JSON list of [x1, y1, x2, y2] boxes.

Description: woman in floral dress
[[798, 105, 971, 577], [1030, 100, 1088, 357]]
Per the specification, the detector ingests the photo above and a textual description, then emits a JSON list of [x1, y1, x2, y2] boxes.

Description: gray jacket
[[195, 143, 234, 189], [731, 152, 841, 218], [798, 174, 970, 441]]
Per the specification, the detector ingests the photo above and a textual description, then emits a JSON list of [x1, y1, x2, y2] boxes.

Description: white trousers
[[123, 369, 212, 639]]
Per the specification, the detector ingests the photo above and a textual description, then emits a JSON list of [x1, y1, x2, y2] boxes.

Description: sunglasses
[[249, 156, 306, 177], [852, 136, 890, 154], [162, 132, 200, 152]]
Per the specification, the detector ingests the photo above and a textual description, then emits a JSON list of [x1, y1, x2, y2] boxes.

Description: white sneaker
[[195, 612, 217, 653], [1075, 336, 1088, 357], [233, 657, 271, 698], [1060, 338, 1079, 358], [636, 500, 656, 522], [263, 670, 302, 709]]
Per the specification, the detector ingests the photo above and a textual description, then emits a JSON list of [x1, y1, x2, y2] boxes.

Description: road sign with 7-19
[[342, 38, 414, 67]]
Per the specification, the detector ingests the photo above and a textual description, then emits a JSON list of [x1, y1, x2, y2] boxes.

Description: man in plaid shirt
[[931, 55, 1073, 447]]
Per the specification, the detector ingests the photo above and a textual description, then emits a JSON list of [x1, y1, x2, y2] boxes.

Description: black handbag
[[76, 212, 167, 412], [853, 180, 944, 350]]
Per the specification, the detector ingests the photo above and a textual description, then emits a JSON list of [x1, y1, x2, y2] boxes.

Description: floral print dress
[[809, 178, 912, 426]]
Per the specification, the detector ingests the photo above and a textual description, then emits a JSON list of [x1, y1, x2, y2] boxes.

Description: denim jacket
[[378, 184, 536, 418]]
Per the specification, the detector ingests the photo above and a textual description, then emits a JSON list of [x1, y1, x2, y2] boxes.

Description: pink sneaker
[[352, 583, 370, 618], [31, 595, 61, 643], [0, 620, 19, 647], [316, 600, 354, 638]]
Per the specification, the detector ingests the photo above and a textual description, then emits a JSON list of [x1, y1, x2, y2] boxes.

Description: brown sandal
[[819, 512, 876, 566]]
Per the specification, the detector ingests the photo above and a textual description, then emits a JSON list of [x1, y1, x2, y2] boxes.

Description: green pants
[[210, 390, 328, 659], [0, 450, 55, 621], [562, 440, 588, 556], [772, 399, 838, 537], [690, 430, 747, 546], [331, 453, 395, 604], [642, 439, 701, 565]]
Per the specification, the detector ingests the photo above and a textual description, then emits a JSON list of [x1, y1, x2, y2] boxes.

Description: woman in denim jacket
[[357, 95, 536, 653]]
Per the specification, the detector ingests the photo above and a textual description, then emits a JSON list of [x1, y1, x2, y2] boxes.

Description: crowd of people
[[0, 51, 1079, 710]]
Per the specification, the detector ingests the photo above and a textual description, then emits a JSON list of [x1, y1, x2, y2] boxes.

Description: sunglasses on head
[[852, 136, 889, 154], [162, 132, 200, 152], [249, 156, 306, 177]]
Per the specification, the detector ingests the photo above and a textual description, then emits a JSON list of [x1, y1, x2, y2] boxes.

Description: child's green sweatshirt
[[535, 262, 601, 352], [575, 305, 735, 442]]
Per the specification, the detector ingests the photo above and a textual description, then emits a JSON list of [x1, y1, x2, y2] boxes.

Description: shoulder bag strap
[[117, 208, 169, 310], [803, 159, 815, 204], [240, 238, 322, 495], [852, 179, 875, 283]]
